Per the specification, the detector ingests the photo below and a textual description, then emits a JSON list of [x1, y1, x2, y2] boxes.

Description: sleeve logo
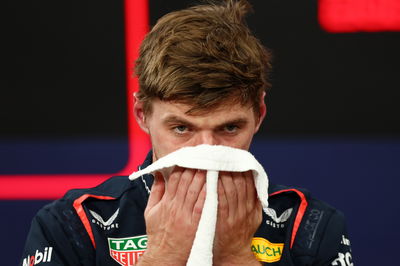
[[331, 252, 353, 266], [251, 237, 284, 263], [108, 235, 148, 265], [331, 235, 353, 265]]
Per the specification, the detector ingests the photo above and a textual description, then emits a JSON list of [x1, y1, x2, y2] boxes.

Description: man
[[21, 0, 353, 265]]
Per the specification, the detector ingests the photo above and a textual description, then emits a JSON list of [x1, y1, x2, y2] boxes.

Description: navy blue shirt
[[21, 151, 353, 265]]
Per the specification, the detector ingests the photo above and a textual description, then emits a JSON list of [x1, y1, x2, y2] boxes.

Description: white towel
[[129, 144, 269, 266]]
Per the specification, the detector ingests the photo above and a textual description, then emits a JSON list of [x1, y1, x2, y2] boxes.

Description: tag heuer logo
[[108, 235, 148, 266]]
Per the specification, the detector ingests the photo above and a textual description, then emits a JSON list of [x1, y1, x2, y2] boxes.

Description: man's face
[[135, 98, 266, 162]]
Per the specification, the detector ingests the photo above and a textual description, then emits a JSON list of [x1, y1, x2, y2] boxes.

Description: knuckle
[[186, 188, 198, 199], [200, 188, 206, 198], [184, 168, 195, 175], [168, 172, 180, 183], [218, 200, 228, 210], [198, 170, 207, 177], [226, 188, 237, 198], [169, 204, 178, 217], [181, 169, 194, 182], [234, 178, 245, 187], [194, 205, 203, 215], [238, 210, 247, 221], [246, 203, 253, 212], [194, 171, 206, 182]]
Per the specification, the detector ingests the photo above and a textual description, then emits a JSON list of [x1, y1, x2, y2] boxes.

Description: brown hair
[[135, 0, 272, 115]]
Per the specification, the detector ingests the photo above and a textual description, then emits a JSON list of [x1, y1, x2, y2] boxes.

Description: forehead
[[149, 99, 255, 123]]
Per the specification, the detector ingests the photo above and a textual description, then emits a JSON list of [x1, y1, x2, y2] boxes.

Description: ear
[[254, 91, 267, 133], [133, 93, 150, 134]]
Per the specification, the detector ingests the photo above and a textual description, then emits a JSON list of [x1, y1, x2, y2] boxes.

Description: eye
[[223, 124, 239, 133], [173, 125, 188, 134]]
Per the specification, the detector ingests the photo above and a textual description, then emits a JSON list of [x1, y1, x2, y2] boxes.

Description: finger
[[254, 197, 263, 223], [147, 172, 165, 210], [233, 171, 247, 218], [220, 171, 238, 220], [184, 170, 206, 214], [174, 168, 196, 206], [245, 171, 257, 212], [218, 178, 229, 219], [192, 182, 206, 222], [164, 166, 183, 201]]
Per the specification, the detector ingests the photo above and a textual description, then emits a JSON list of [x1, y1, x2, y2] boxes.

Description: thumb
[[147, 172, 165, 210]]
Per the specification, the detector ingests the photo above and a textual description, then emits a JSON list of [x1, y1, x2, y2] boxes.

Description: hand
[[137, 167, 206, 266], [213, 171, 262, 266]]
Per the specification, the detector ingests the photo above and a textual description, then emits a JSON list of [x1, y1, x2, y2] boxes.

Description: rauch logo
[[251, 237, 284, 263], [108, 235, 148, 266], [22, 247, 53, 266]]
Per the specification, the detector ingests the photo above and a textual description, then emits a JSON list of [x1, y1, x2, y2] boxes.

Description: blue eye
[[224, 125, 238, 133], [174, 125, 188, 134]]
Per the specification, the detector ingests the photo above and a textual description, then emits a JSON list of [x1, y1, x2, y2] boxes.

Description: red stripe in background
[[0, 0, 150, 200], [319, 0, 400, 32]]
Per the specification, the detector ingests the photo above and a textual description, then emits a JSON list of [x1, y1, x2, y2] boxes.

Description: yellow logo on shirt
[[251, 237, 284, 263]]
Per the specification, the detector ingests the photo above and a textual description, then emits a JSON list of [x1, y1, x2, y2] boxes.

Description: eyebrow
[[163, 115, 195, 127], [163, 115, 249, 128]]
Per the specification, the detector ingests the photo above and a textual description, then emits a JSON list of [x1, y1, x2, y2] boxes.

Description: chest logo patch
[[265, 207, 293, 228], [265, 207, 293, 223], [89, 208, 119, 230], [108, 235, 148, 265], [251, 237, 284, 263]]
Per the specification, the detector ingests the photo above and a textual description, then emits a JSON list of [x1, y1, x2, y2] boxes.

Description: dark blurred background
[[2, 0, 399, 265]]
